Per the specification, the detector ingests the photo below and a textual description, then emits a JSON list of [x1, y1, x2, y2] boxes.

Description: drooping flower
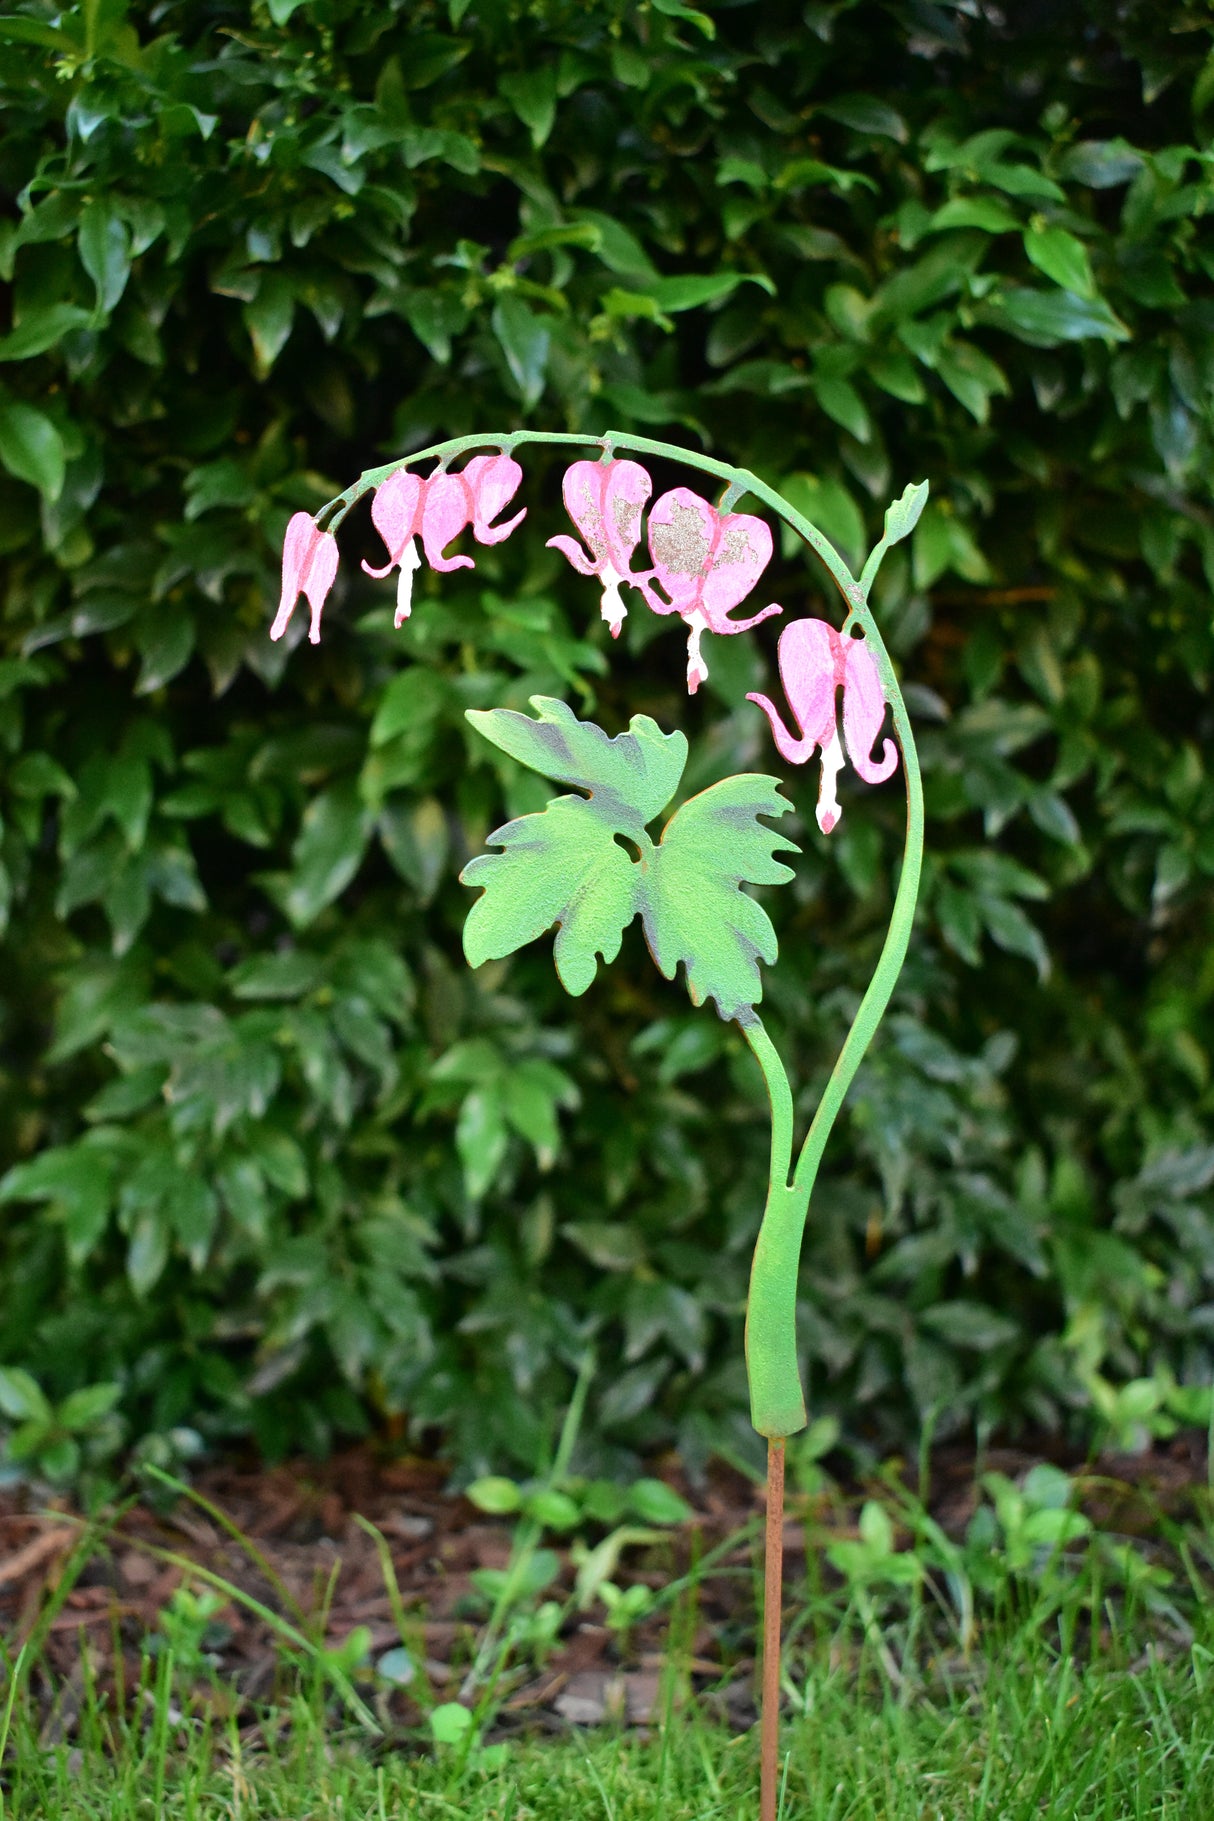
[[634, 488, 781, 693], [546, 458, 652, 637], [362, 454, 526, 627], [747, 617, 898, 833], [270, 512, 341, 645]]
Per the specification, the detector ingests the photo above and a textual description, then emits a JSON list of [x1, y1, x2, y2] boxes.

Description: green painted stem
[[329, 427, 924, 1442], [742, 656, 924, 1437], [320, 428, 860, 607]]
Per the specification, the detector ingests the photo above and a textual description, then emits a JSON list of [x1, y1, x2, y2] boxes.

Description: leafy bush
[[0, 0, 1211, 1479]]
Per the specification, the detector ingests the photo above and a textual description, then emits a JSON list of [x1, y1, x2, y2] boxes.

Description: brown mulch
[[0, 1432, 1207, 1739]]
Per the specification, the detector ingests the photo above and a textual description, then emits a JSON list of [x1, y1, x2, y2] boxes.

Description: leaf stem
[[738, 1012, 794, 1194]]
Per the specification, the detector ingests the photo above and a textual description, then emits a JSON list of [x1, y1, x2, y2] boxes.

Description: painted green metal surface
[[272, 431, 927, 1442]]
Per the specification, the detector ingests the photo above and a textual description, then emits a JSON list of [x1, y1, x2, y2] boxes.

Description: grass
[[1, 1627, 1212, 1819], [3, 1448, 1213, 1819]]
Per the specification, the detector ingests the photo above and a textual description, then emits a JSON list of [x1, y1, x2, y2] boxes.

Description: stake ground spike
[[270, 430, 927, 1819]]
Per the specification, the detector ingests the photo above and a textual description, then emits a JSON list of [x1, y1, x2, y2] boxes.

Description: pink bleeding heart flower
[[546, 458, 652, 637], [362, 454, 526, 627], [634, 488, 781, 693], [271, 511, 340, 645], [747, 617, 898, 833]]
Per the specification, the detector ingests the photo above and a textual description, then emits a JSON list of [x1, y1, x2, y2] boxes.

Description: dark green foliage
[[0, 0, 1211, 1478]]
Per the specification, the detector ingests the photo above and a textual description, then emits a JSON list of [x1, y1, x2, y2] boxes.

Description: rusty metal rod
[[760, 1436, 785, 1821]]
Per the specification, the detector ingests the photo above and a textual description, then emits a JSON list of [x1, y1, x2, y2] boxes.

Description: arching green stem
[[744, 638, 924, 1437], [791, 636, 924, 1212], [318, 428, 860, 608], [328, 428, 923, 1441]]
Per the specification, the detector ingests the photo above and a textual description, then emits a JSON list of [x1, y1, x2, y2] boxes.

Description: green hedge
[[0, 0, 1211, 1483]]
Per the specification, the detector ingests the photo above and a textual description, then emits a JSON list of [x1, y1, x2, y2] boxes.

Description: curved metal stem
[[791, 653, 923, 1205], [320, 428, 860, 605]]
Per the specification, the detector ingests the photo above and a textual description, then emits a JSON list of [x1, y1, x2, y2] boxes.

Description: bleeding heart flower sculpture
[[747, 617, 898, 833], [635, 487, 782, 693], [267, 431, 929, 1821], [362, 454, 527, 627], [271, 512, 341, 645], [546, 458, 652, 637]]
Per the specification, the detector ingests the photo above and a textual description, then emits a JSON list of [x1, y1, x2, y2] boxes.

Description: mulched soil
[[0, 1432, 1207, 1742]]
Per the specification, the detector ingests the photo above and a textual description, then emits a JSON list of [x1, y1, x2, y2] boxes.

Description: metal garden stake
[[272, 431, 927, 1821]]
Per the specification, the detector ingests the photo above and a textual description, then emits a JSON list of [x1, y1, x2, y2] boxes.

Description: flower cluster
[[270, 453, 526, 644], [270, 447, 898, 835], [362, 453, 525, 627], [547, 459, 781, 693]]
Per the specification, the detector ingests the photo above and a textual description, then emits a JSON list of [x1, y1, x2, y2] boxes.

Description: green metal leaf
[[462, 795, 639, 995], [464, 703, 797, 1019], [466, 697, 687, 835], [641, 775, 798, 1020], [882, 479, 929, 548]]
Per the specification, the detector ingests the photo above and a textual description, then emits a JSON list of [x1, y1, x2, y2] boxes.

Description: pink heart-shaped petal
[[645, 488, 715, 613], [746, 617, 841, 763], [558, 460, 610, 568], [303, 530, 339, 644], [699, 512, 772, 629], [367, 470, 423, 574], [464, 453, 526, 545], [842, 636, 898, 783], [600, 459, 652, 571], [421, 471, 475, 572], [272, 512, 339, 642]]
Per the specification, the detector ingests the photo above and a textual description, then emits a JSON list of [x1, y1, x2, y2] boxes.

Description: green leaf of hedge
[[498, 68, 557, 149], [983, 286, 1129, 345], [78, 200, 131, 314], [491, 295, 550, 408], [0, 304, 92, 361], [0, 403, 66, 501], [1022, 222, 1096, 299]]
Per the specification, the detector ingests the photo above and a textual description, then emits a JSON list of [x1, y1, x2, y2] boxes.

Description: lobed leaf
[[466, 697, 688, 834], [462, 795, 639, 996], [640, 775, 799, 1020]]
